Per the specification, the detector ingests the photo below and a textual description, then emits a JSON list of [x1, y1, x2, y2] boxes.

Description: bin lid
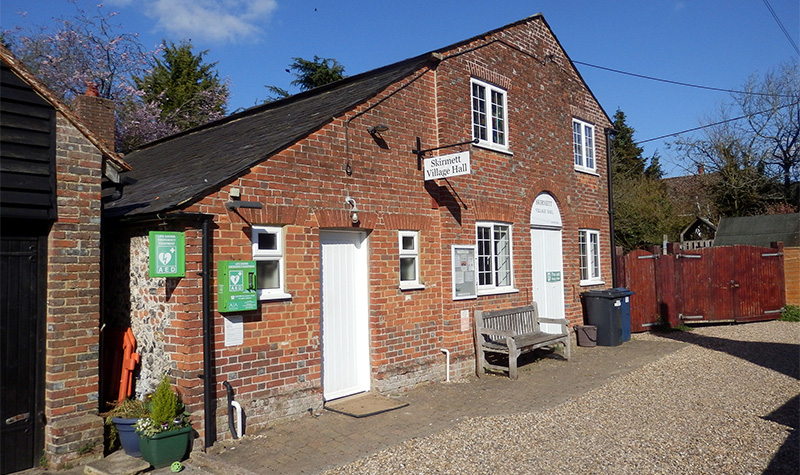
[[581, 288, 634, 299]]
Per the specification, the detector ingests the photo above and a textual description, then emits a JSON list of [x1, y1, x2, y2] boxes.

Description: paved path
[[189, 337, 688, 474]]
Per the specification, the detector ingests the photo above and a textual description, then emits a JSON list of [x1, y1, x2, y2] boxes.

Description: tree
[[2, 1, 151, 103], [3, 3, 229, 153], [134, 41, 228, 131], [610, 110, 680, 251], [736, 59, 800, 204], [675, 59, 799, 214], [264, 55, 346, 102]]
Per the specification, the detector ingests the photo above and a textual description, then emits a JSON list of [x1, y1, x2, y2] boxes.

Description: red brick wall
[[122, 16, 613, 440], [45, 113, 105, 464], [785, 247, 800, 306]]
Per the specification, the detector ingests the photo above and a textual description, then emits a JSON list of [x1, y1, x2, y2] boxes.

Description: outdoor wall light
[[345, 196, 360, 223], [367, 124, 389, 135]]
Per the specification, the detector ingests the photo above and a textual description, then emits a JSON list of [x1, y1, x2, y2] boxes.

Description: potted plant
[[134, 375, 192, 468], [102, 397, 149, 457]]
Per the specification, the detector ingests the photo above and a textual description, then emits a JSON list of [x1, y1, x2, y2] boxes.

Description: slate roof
[[714, 213, 800, 247]]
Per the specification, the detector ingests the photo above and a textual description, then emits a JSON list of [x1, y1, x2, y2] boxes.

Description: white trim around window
[[471, 78, 509, 152], [398, 230, 424, 290], [573, 118, 596, 174], [476, 221, 517, 295], [252, 225, 292, 300], [579, 228, 603, 286]]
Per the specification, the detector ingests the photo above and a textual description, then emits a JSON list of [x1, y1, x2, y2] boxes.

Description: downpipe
[[222, 381, 243, 439], [441, 349, 450, 383]]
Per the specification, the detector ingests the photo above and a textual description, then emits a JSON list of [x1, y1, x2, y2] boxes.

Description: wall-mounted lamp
[[345, 196, 360, 223], [367, 124, 389, 136]]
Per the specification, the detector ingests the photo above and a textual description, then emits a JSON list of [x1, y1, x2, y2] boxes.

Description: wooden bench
[[474, 303, 571, 379]]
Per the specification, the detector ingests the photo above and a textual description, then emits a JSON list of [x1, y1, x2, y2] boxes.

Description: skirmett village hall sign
[[423, 151, 471, 180]]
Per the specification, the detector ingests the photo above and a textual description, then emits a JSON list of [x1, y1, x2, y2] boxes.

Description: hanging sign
[[148, 231, 185, 277], [424, 151, 471, 180]]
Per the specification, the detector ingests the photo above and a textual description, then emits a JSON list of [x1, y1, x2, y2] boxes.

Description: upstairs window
[[579, 229, 602, 285], [399, 230, 423, 290], [573, 118, 596, 173], [477, 222, 513, 293], [472, 78, 508, 150], [252, 225, 291, 300]]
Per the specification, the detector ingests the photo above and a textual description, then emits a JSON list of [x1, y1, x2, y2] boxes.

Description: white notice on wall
[[460, 309, 470, 332], [224, 315, 244, 347]]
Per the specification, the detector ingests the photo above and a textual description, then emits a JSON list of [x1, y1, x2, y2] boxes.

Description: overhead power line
[[636, 101, 800, 145], [762, 0, 800, 56], [572, 60, 796, 98]]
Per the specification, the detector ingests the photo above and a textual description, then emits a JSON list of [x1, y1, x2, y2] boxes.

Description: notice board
[[451, 245, 477, 300]]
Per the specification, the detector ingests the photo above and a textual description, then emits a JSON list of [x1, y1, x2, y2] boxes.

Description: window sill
[[474, 142, 513, 156], [258, 291, 293, 301], [399, 282, 426, 291], [579, 280, 605, 287], [477, 287, 519, 297], [574, 166, 599, 176]]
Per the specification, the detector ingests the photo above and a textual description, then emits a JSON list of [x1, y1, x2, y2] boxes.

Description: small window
[[472, 78, 508, 151], [476, 222, 514, 293], [579, 229, 602, 285], [252, 225, 291, 300], [573, 118, 596, 173], [399, 231, 423, 290]]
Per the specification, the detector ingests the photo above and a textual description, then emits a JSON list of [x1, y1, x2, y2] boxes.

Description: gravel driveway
[[324, 321, 799, 474]]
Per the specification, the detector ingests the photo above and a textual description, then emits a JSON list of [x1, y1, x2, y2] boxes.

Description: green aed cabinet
[[217, 260, 258, 313]]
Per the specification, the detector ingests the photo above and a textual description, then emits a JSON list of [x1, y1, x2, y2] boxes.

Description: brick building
[[0, 46, 130, 471], [103, 14, 614, 447]]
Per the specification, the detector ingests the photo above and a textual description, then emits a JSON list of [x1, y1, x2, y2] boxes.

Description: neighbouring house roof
[[714, 213, 800, 247], [104, 13, 608, 220], [0, 44, 131, 176], [663, 171, 720, 220]]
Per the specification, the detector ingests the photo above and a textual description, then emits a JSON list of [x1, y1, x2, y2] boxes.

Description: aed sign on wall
[[424, 151, 471, 180], [148, 231, 185, 278]]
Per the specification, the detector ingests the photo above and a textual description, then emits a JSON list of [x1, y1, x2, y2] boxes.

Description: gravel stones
[[324, 321, 799, 474]]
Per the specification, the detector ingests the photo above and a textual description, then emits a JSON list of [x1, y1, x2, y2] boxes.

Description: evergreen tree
[[611, 109, 679, 251], [134, 41, 228, 131], [264, 55, 345, 102]]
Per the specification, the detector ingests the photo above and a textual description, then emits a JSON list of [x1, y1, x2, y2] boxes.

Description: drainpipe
[[202, 215, 215, 448], [605, 128, 618, 288]]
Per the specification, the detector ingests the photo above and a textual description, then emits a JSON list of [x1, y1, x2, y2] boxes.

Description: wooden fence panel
[[616, 244, 785, 330]]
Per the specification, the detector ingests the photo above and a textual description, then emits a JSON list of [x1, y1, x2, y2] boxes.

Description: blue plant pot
[[111, 417, 142, 457], [139, 425, 192, 468]]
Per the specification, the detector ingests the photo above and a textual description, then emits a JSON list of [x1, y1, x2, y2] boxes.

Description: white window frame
[[476, 222, 516, 295], [252, 225, 291, 300], [471, 78, 509, 152], [398, 230, 424, 290], [579, 229, 603, 286], [573, 118, 596, 174]]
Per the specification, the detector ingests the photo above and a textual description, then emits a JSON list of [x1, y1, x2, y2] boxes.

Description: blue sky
[[2, 1, 798, 177]]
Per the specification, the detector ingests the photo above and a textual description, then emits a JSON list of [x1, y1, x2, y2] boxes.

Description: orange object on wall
[[118, 327, 140, 403]]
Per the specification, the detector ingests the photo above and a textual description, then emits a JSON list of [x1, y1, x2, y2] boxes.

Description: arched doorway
[[530, 193, 565, 333]]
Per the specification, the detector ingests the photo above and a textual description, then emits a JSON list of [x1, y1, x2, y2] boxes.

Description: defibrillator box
[[218, 260, 258, 313]]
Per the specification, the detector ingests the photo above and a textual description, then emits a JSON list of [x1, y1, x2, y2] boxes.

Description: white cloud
[[143, 0, 277, 44]]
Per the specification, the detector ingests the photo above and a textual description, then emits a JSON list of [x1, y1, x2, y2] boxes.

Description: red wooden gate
[[616, 244, 786, 331]]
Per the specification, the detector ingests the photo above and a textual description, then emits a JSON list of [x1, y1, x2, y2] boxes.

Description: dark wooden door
[[620, 249, 661, 331], [1, 232, 46, 474]]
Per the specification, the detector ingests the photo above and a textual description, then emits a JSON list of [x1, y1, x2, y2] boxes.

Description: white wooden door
[[320, 231, 370, 401], [530, 193, 565, 334]]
